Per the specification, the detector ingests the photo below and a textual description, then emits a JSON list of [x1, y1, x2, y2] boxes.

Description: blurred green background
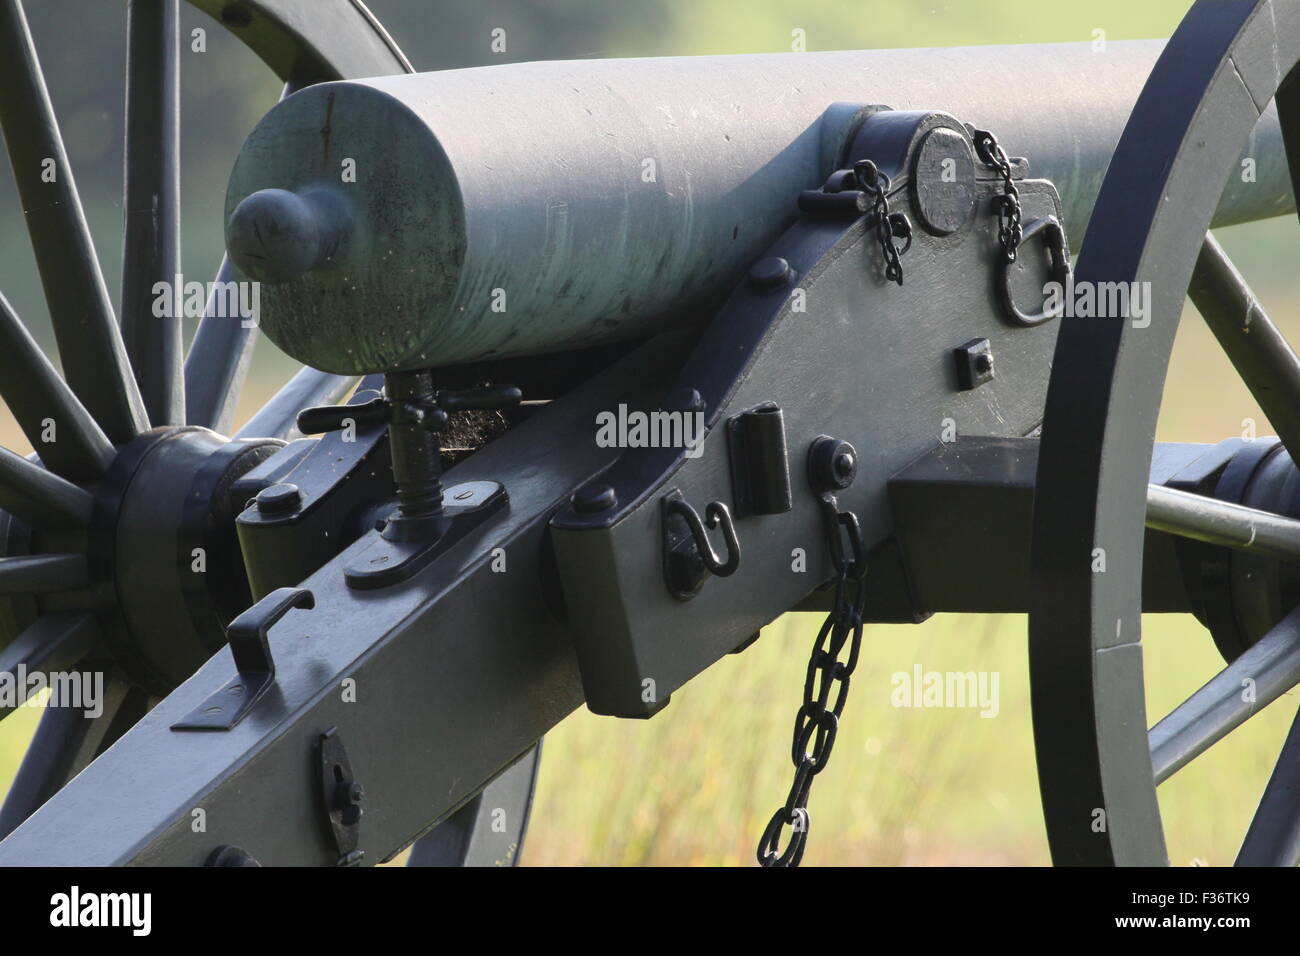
[[1, 0, 1298, 866]]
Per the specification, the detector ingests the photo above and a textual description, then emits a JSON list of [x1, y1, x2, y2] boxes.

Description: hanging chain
[[853, 159, 912, 286], [972, 128, 1022, 263], [757, 492, 868, 867]]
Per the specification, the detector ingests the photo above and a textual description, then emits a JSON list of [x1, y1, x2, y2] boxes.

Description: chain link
[[853, 159, 912, 286], [757, 492, 867, 867], [971, 128, 1022, 263]]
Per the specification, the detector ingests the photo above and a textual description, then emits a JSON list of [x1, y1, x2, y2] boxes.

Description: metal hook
[[665, 495, 741, 577]]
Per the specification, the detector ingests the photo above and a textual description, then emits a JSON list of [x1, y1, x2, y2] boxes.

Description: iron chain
[[757, 492, 867, 867], [853, 159, 912, 286], [972, 128, 1022, 263]]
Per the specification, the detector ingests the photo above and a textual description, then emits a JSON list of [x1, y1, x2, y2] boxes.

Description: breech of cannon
[[225, 40, 1292, 375]]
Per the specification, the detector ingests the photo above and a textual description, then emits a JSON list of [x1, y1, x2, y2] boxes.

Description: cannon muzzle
[[225, 40, 1290, 374]]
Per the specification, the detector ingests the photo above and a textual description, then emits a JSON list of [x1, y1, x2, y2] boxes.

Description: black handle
[[296, 396, 389, 434], [226, 586, 315, 677], [436, 385, 523, 412]]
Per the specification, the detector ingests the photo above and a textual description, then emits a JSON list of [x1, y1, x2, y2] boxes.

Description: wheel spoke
[[235, 368, 360, 441], [0, 670, 144, 841], [121, 0, 182, 427], [1189, 234, 1300, 462], [0, 614, 99, 722], [0, 554, 86, 595], [1150, 605, 1300, 785], [185, 81, 305, 435], [1235, 705, 1300, 866], [0, 447, 94, 529], [0, 0, 147, 443], [0, 291, 113, 480], [1146, 483, 1300, 563], [184, 257, 255, 434]]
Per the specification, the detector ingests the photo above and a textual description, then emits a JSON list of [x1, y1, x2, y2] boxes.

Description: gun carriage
[[0, 0, 1298, 866]]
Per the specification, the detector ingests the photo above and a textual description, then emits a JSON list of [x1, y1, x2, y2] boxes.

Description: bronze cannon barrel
[[224, 40, 1290, 374]]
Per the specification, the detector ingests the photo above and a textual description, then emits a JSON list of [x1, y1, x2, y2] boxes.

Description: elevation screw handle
[[296, 397, 389, 435], [436, 385, 523, 412], [296, 386, 521, 436]]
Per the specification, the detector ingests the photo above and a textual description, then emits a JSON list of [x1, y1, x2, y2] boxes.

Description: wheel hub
[[1194, 441, 1300, 663], [0, 429, 279, 697]]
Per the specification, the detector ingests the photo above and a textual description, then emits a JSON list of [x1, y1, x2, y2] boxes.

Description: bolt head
[[954, 338, 995, 390], [207, 845, 261, 867], [573, 484, 618, 514], [834, 451, 856, 480], [809, 436, 858, 492], [661, 386, 705, 415], [255, 482, 302, 516]]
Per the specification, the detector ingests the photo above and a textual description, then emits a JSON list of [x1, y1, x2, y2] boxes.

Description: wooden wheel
[[1031, 0, 1300, 866]]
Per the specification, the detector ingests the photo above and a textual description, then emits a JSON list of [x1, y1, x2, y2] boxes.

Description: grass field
[[525, 614, 1299, 866]]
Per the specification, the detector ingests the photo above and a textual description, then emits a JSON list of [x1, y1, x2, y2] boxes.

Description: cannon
[[1, 0, 1300, 868]]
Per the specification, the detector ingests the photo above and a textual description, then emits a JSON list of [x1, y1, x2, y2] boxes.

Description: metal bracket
[[171, 587, 315, 731], [727, 403, 792, 518], [344, 480, 508, 589], [235, 379, 394, 600], [661, 490, 708, 600], [318, 727, 364, 866]]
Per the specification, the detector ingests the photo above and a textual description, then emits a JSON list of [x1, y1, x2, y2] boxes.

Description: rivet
[[748, 256, 793, 289]]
